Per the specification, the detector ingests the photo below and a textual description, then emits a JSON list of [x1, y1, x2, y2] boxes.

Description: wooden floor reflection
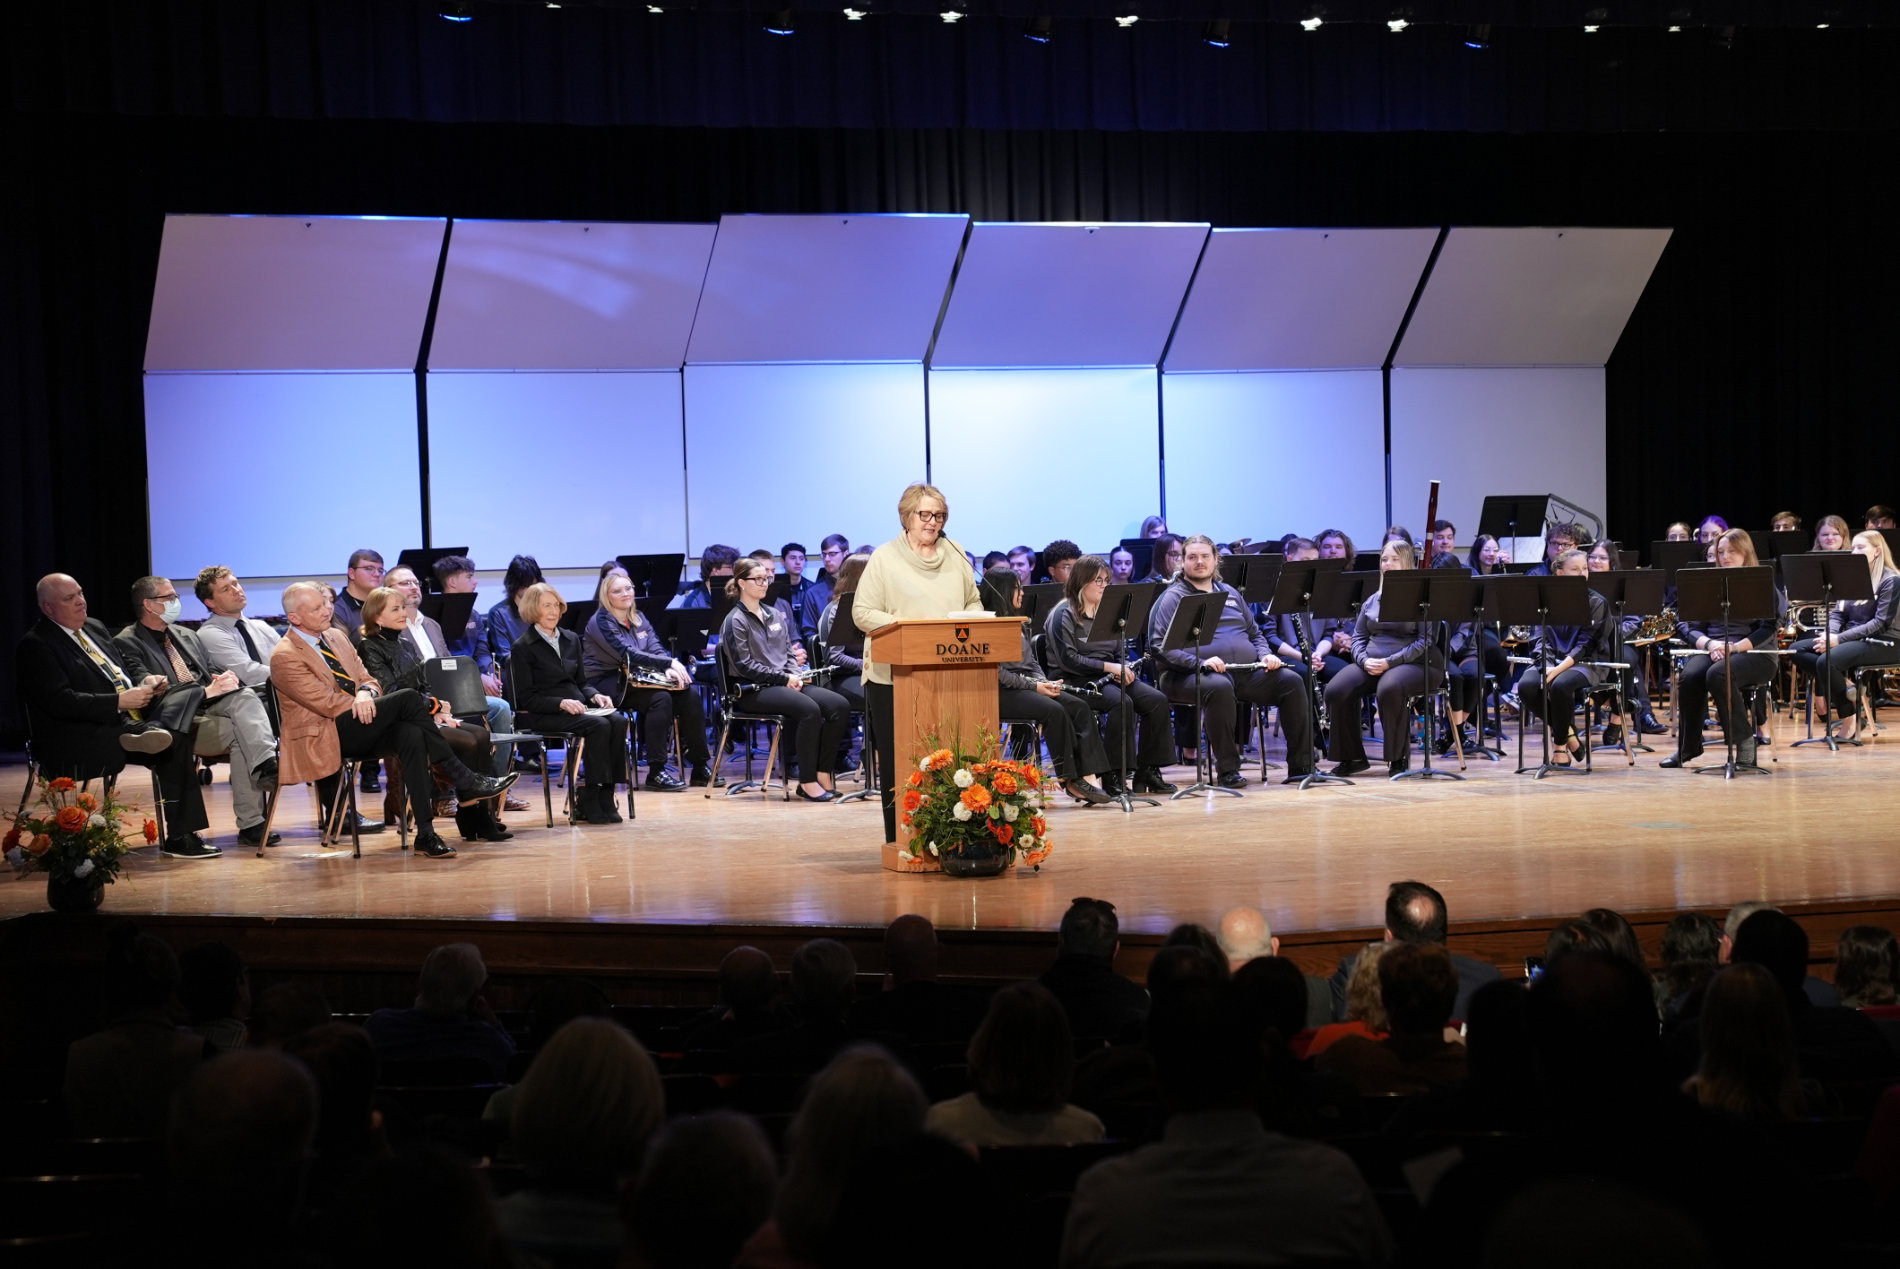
[[6, 731, 1900, 937]]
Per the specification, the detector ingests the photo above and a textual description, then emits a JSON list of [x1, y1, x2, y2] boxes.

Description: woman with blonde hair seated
[[582, 568, 711, 791], [510, 581, 629, 824]]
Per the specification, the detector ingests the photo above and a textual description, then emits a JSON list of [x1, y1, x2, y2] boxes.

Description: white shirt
[[535, 626, 563, 654], [409, 617, 439, 660]]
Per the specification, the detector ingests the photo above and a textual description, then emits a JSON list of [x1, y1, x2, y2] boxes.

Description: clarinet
[[1055, 673, 1114, 708], [1290, 612, 1331, 733]]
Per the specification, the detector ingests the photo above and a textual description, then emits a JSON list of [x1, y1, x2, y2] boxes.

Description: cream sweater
[[853, 533, 982, 685]]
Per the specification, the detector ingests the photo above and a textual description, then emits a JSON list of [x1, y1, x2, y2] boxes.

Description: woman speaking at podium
[[853, 483, 982, 844]]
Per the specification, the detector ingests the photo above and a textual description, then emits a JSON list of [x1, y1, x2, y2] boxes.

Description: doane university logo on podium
[[935, 626, 993, 663]]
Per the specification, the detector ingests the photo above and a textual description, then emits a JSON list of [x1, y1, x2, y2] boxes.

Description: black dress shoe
[[794, 786, 836, 803], [236, 824, 282, 848], [251, 758, 279, 790], [359, 766, 381, 793], [1065, 778, 1116, 803], [1100, 771, 1127, 797], [1658, 751, 1700, 769], [1331, 758, 1372, 778], [645, 770, 687, 792], [1132, 768, 1178, 795], [689, 766, 715, 788], [1638, 713, 1669, 735], [455, 770, 520, 803], [323, 811, 387, 835], [1600, 724, 1625, 748], [413, 830, 457, 858], [1388, 758, 1411, 776], [1216, 770, 1248, 790]]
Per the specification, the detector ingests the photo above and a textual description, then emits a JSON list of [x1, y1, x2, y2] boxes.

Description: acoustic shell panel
[[931, 223, 1210, 369], [1396, 228, 1672, 368], [431, 220, 717, 371], [144, 215, 446, 371], [685, 215, 969, 364], [1162, 371, 1387, 549], [427, 371, 687, 565], [1164, 229, 1439, 372]]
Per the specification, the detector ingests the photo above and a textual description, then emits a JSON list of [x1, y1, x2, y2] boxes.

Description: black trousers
[[1325, 656, 1442, 764], [1000, 686, 1109, 781], [1090, 678, 1176, 771], [63, 717, 209, 841], [746, 684, 850, 782], [1674, 651, 1776, 754], [1516, 666, 1600, 745], [622, 684, 711, 770], [1161, 666, 1314, 776], [334, 689, 459, 827], [1790, 636, 1900, 716], [522, 710, 630, 789], [867, 680, 898, 843]]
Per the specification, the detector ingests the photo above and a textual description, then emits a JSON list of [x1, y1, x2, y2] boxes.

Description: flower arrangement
[[899, 728, 1053, 870], [5, 776, 151, 885]]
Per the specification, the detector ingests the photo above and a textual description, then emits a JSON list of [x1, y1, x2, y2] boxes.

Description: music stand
[[1488, 575, 1594, 780], [1155, 589, 1241, 800], [394, 546, 469, 594], [1266, 560, 1352, 790], [560, 598, 600, 636], [1463, 577, 1511, 761], [1673, 565, 1779, 778], [1078, 583, 1165, 811], [1019, 583, 1065, 633], [1767, 531, 1809, 563], [1880, 528, 1900, 562], [1477, 496, 1552, 573], [1585, 570, 1666, 757], [418, 591, 476, 642], [659, 610, 716, 662], [822, 589, 878, 804], [1502, 562, 1538, 575], [1118, 538, 1155, 581], [1352, 551, 1383, 572], [1374, 570, 1472, 783], [1783, 552, 1876, 751], [1651, 541, 1707, 585]]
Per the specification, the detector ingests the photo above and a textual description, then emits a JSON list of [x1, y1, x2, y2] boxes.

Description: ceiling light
[[764, 8, 794, 34], [647, 4, 663, 11], [437, 2, 473, 21], [1300, 16, 1323, 32], [940, 9, 962, 22], [844, 6, 868, 17], [1816, 22, 1829, 28], [1387, 19, 1407, 32], [1583, 24, 1599, 32], [1202, 18, 1230, 46], [1464, 23, 1491, 49], [1115, 15, 1138, 28], [1023, 15, 1053, 42]]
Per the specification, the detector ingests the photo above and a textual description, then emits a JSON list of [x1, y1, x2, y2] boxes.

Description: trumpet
[[1788, 602, 1830, 634]]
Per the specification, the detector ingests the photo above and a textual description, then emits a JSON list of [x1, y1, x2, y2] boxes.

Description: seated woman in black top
[[1662, 528, 1786, 770], [816, 553, 872, 717], [582, 569, 711, 792], [1139, 533, 1184, 585], [357, 588, 509, 843], [1513, 549, 1613, 767], [721, 557, 852, 803], [1789, 530, 1900, 742], [510, 582, 629, 825], [1045, 554, 1177, 797], [1323, 539, 1442, 777], [982, 566, 1114, 805]]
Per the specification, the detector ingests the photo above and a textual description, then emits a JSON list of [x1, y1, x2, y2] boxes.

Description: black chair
[[18, 701, 171, 843], [705, 644, 789, 800]]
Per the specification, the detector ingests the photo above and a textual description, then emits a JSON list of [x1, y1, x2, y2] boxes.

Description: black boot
[[1100, 770, 1127, 797], [454, 803, 491, 842], [1738, 734, 1760, 767], [1132, 767, 1177, 794], [579, 784, 622, 825]]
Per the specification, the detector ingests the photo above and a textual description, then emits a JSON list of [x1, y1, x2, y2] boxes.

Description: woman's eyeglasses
[[914, 510, 947, 524]]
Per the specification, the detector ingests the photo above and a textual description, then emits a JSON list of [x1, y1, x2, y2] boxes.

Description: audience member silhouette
[[625, 1111, 778, 1269], [63, 925, 204, 1137], [927, 981, 1106, 1147], [849, 914, 988, 1049], [731, 939, 859, 1074], [1039, 896, 1150, 1043], [362, 942, 516, 1081]]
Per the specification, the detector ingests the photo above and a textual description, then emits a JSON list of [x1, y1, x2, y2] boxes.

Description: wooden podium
[[866, 616, 1026, 873]]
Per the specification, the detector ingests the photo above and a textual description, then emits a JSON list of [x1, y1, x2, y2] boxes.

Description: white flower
[[897, 850, 915, 862], [1017, 834, 1034, 851], [87, 814, 107, 828], [1002, 803, 1019, 822], [73, 858, 96, 879], [952, 802, 972, 822], [953, 768, 973, 788], [928, 841, 940, 856], [919, 756, 932, 772]]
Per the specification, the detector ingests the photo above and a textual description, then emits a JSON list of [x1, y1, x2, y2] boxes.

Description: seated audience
[[1216, 906, 1330, 1029], [1578, 907, 1647, 974], [1682, 962, 1814, 1123], [179, 939, 249, 1053], [1304, 941, 1390, 1058], [1657, 911, 1721, 1018], [1039, 896, 1150, 1042], [1060, 977, 1392, 1269], [849, 914, 987, 1048], [248, 980, 333, 1048], [1727, 909, 1896, 1082], [1329, 880, 1501, 1022], [282, 1022, 388, 1210], [18, 573, 212, 857], [1836, 925, 1900, 1008], [166, 1048, 319, 1262], [1720, 899, 1838, 1005], [497, 1016, 664, 1268], [322, 1147, 515, 1269], [681, 945, 794, 1052], [732, 938, 859, 1074], [363, 942, 517, 1080], [583, 568, 712, 790], [510, 580, 631, 825], [331, 548, 385, 641], [626, 1111, 779, 1269], [63, 925, 204, 1137], [927, 981, 1106, 1147], [1318, 942, 1469, 1095]]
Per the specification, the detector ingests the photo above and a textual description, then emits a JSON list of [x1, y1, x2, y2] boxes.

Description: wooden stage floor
[[7, 721, 1900, 941]]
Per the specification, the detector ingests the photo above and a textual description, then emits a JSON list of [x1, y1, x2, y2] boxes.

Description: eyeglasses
[[913, 510, 947, 524], [743, 575, 772, 584]]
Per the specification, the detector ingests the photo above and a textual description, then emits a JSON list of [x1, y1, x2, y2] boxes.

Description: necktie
[[316, 639, 357, 695], [162, 635, 199, 685], [76, 629, 141, 720], [235, 619, 263, 663]]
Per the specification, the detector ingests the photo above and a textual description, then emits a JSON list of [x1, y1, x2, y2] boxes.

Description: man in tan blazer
[[269, 581, 516, 858]]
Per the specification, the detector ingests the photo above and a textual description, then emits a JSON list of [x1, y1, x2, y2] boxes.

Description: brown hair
[[1835, 925, 1900, 1007], [832, 553, 871, 596], [1686, 963, 1803, 1123], [194, 565, 235, 605], [724, 557, 774, 599], [1063, 554, 1108, 608], [511, 1017, 663, 1180], [967, 981, 1075, 1114], [359, 586, 403, 636]]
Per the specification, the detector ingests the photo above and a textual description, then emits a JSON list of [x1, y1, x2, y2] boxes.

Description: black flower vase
[[46, 870, 107, 914], [939, 843, 1011, 879]]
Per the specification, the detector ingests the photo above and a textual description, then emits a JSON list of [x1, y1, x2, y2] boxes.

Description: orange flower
[[907, 771, 924, 789], [959, 785, 991, 814], [991, 822, 1014, 846], [27, 834, 53, 857], [76, 792, 98, 812], [47, 776, 77, 793], [142, 819, 159, 844], [991, 771, 1019, 796], [55, 806, 88, 833], [1031, 816, 1047, 838], [901, 789, 923, 813], [1023, 767, 1041, 787], [926, 749, 953, 772], [900, 813, 912, 827], [1024, 845, 1052, 867]]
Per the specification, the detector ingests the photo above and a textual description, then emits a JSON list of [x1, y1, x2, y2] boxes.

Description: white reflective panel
[[431, 221, 716, 371], [683, 364, 926, 552], [1396, 228, 1672, 367], [931, 224, 1210, 369], [145, 373, 420, 578], [686, 215, 969, 364], [928, 369, 1160, 549], [1165, 229, 1438, 372], [427, 372, 686, 566], [1388, 368, 1606, 550], [145, 215, 446, 371], [1162, 371, 1386, 547]]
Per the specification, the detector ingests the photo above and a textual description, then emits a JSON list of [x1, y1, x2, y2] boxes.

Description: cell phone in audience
[[1524, 955, 1546, 981]]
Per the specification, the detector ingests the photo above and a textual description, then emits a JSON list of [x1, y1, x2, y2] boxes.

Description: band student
[[1147, 535, 1316, 788], [1513, 549, 1613, 768], [1662, 529, 1786, 771], [1322, 539, 1441, 779], [1788, 530, 1900, 743], [721, 558, 852, 803], [1044, 555, 1178, 796], [981, 566, 1115, 805]]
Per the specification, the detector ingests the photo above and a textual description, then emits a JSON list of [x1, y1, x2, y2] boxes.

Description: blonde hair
[[359, 586, 404, 635], [596, 567, 644, 628], [1344, 942, 1391, 1031], [1854, 530, 1898, 578], [1381, 539, 1417, 570], [897, 482, 949, 530], [511, 1017, 663, 1180], [1814, 514, 1852, 548], [516, 581, 566, 623]]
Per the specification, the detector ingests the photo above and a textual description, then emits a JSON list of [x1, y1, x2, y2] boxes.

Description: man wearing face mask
[[116, 576, 283, 849]]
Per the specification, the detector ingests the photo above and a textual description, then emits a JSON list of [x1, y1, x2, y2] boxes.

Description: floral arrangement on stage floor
[[900, 728, 1053, 873], [6, 776, 153, 910]]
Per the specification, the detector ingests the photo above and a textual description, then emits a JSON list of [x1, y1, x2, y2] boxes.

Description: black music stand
[[1118, 538, 1155, 581], [1478, 496, 1552, 571], [659, 610, 715, 662], [1651, 540, 1707, 585], [1880, 528, 1900, 562], [1783, 552, 1875, 752], [1155, 590, 1240, 800], [1019, 583, 1065, 633], [1673, 565, 1779, 779], [1464, 577, 1510, 761], [1374, 570, 1472, 783], [1266, 560, 1352, 790], [617, 554, 687, 620], [822, 589, 879, 804], [1352, 551, 1383, 572], [1767, 530, 1809, 563], [417, 591, 476, 642], [395, 546, 468, 594], [1489, 575, 1593, 780], [1078, 583, 1164, 812], [1585, 569, 1666, 756]]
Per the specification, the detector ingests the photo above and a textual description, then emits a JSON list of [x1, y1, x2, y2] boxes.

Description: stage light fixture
[[1202, 18, 1230, 46], [647, 4, 664, 11], [1387, 19, 1407, 32], [844, 7, 868, 17], [1816, 22, 1829, 28], [1463, 23, 1491, 48], [438, 2, 473, 21], [1300, 16, 1323, 32], [1667, 24, 1681, 32], [1024, 15, 1053, 42], [1584, 24, 1599, 32], [765, 8, 794, 34], [940, 9, 963, 22], [1115, 15, 1139, 28]]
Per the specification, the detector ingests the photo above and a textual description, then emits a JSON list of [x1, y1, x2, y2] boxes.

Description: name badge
[[442, 658, 458, 670]]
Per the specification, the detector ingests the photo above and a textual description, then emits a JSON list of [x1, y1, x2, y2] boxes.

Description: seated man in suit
[[17, 574, 215, 858], [268, 581, 516, 859], [387, 564, 517, 782], [1327, 879, 1501, 1023], [115, 576, 282, 849]]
